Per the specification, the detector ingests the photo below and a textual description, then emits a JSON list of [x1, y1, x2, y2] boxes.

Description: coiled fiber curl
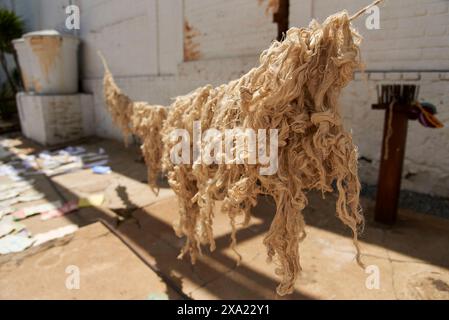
[[101, 10, 365, 296]]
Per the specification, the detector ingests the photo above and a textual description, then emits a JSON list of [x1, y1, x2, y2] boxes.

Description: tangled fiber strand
[[101, 8, 372, 295], [99, 53, 167, 194]]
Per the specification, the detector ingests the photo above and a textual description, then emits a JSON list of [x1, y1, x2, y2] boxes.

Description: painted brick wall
[[288, 1, 449, 196], [341, 72, 449, 197], [77, 0, 159, 78], [8, 0, 449, 197], [83, 55, 258, 141], [183, 0, 277, 60], [290, 0, 449, 70], [78, 0, 184, 78]]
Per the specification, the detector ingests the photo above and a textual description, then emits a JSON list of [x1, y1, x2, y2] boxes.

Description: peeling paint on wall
[[258, 0, 280, 14], [184, 21, 201, 62]]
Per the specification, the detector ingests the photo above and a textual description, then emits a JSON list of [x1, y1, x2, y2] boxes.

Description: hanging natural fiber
[[100, 4, 378, 295], [99, 53, 167, 194]]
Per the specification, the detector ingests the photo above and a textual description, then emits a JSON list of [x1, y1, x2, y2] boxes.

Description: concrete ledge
[[16, 93, 95, 146]]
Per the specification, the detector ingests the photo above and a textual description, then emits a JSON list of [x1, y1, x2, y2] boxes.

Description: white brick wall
[[38, 0, 71, 31], [183, 0, 277, 60], [342, 71, 449, 197], [290, 0, 449, 70], [77, 0, 159, 78], [83, 55, 258, 141], [9, 0, 449, 197]]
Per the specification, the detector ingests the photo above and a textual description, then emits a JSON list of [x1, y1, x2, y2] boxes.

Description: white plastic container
[[22, 30, 80, 94], [12, 39, 35, 92]]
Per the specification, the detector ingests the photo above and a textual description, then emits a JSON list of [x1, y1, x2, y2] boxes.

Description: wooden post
[[372, 84, 419, 225], [374, 105, 409, 224], [273, 0, 290, 41]]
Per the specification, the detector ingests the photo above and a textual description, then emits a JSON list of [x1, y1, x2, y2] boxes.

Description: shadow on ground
[[1, 134, 449, 299]]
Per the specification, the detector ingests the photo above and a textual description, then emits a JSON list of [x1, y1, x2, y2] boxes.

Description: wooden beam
[[273, 0, 290, 41], [374, 105, 409, 224]]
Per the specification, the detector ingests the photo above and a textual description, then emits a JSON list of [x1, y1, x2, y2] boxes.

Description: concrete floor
[[1, 136, 448, 300]]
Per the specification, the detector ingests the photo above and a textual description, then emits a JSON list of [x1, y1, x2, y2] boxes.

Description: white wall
[[38, 0, 70, 31], [342, 72, 449, 197], [184, 0, 277, 60], [78, 0, 159, 78], [288, 0, 449, 196], [0, 0, 40, 31], [8, 0, 449, 197], [0, 0, 40, 85], [291, 0, 449, 70]]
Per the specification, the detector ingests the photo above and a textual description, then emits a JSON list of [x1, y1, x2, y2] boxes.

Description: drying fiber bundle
[[100, 2, 380, 296]]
